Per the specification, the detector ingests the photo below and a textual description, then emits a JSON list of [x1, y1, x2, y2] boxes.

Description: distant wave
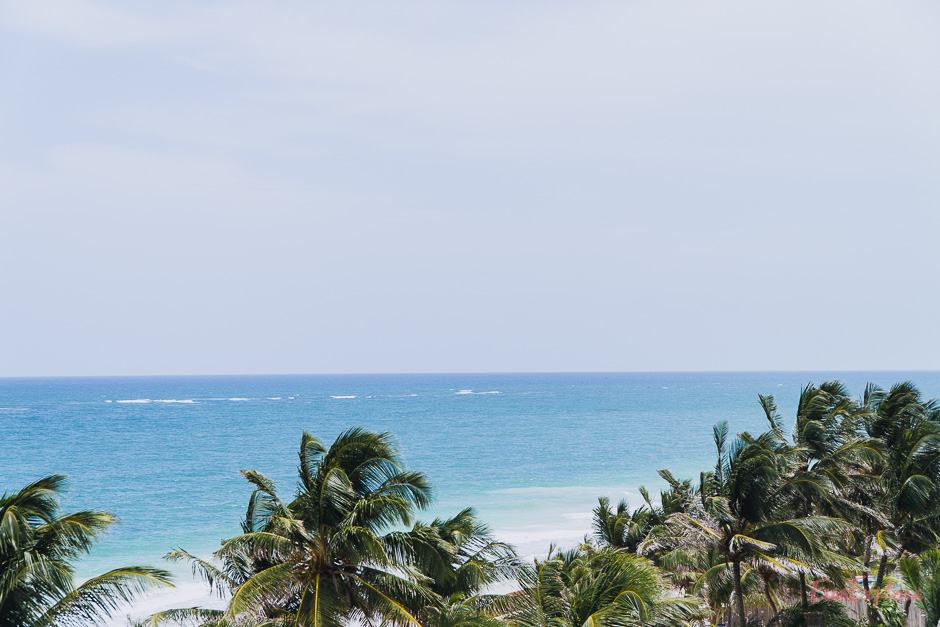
[[455, 390, 500, 395], [330, 395, 356, 399], [227, 398, 250, 401], [0, 407, 28, 411], [115, 399, 197, 404], [266, 397, 282, 400], [456, 390, 473, 395]]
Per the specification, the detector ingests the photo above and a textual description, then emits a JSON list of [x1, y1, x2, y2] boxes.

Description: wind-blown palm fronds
[[859, 382, 940, 626], [503, 545, 702, 627], [149, 428, 451, 627], [0, 474, 172, 627], [644, 422, 853, 626]]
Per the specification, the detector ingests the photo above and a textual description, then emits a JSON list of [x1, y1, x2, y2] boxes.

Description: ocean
[[2, 372, 938, 621]]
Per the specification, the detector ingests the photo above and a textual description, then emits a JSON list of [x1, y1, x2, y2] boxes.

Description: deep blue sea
[[2, 372, 938, 617]]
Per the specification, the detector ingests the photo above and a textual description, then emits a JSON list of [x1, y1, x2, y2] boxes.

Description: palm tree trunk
[[733, 557, 746, 627], [864, 536, 875, 626], [800, 501, 811, 607], [763, 580, 778, 615], [874, 550, 889, 590], [869, 550, 890, 627]]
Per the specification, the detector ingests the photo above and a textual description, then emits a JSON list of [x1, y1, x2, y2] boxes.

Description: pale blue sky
[[1, 0, 939, 376]]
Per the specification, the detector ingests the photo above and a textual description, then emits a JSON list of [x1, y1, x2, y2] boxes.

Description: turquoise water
[[3, 372, 939, 581]]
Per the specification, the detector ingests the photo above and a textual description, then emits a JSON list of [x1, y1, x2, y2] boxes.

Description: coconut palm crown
[[0, 474, 171, 627]]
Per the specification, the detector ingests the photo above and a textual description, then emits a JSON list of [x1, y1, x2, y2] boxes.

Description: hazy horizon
[[4, 368, 940, 380]]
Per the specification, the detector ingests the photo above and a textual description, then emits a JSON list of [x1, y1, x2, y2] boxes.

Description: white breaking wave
[[456, 390, 499, 395], [330, 395, 356, 399], [456, 390, 473, 394], [115, 399, 197, 404], [266, 397, 282, 400], [227, 398, 250, 401]]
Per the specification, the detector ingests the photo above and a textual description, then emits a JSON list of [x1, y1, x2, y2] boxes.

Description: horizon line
[[2, 368, 939, 380]]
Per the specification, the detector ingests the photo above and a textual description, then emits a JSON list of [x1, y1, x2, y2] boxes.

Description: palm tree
[[759, 384, 880, 607], [408, 507, 517, 599], [592, 472, 695, 554], [646, 422, 846, 626], [899, 549, 940, 627], [591, 498, 652, 553], [0, 474, 171, 627], [504, 544, 702, 627], [860, 382, 940, 626], [148, 428, 440, 627], [403, 508, 518, 627]]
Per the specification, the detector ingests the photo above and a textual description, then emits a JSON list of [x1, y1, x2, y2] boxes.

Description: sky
[[1, 0, 939, 377]]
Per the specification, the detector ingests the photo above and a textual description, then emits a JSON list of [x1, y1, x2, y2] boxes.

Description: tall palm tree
[[0, 474, 171, 627], [759, 384, 880, 606], [148, 428, 440, 627], [860, 382, 940, 626], [646, 422, 846, 626]]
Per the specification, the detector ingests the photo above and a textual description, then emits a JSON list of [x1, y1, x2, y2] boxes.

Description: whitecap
[[330, 395, 356, 399], [456, 390, 473, 395], [266, 397, 282, 400], [116, 399, 151, 404], [227, 398, 250, 401]]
